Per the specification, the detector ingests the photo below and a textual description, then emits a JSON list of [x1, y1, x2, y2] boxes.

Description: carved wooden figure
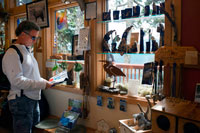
[[139, 28, 145, 53], [99, 60, 126, 88], [118, 26, 133, 55], [102, 30, 116, 52]]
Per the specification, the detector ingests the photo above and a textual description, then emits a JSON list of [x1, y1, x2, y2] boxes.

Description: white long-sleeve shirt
[[2, 44, 46, 100]]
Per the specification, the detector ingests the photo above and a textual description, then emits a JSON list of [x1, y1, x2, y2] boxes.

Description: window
[[55, 6, 84, 54], [17, 17, 26, 26], [104, 0, 165, 97], [49, 5, 85, 88], [16, 0, 32, 6]]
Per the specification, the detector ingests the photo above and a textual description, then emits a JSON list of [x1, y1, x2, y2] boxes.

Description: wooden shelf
[[97, 14, 164, 24], [51, 85, 83, 95], [94, 91, 154, 106]]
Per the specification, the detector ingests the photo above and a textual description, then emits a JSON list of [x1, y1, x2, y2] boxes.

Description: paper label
[[185, 51, 198, 65]]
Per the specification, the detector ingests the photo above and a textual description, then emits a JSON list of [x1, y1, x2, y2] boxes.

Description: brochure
[[49, 70, 68, 86]]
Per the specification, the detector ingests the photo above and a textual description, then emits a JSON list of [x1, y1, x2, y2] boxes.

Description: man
[[2, 20, 53, 133]]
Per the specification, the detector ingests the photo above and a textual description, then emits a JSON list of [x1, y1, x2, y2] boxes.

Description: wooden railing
[[55, 60, 144, 84], [115, 63, 144, 83]]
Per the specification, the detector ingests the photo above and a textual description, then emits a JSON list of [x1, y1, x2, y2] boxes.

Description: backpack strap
[[9, 45, 23, 63], [8, 45, 24, 95]]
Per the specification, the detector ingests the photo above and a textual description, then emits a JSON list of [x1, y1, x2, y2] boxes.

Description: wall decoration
[[56, 10, 67, 30], [120, 99, 127, 112], [107, 97, 115, 109], [97, 96, 103, 106], [85, 2, 97, 20], [26, 0, 49, 29], [78, 27, 90, 51]]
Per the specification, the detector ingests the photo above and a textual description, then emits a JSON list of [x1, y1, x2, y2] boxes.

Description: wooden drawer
[[178, 118, 200, 133]]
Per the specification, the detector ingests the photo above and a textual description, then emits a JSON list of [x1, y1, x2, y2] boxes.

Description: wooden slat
[[134, 69, 136, 79], [126, 69, 129, 82], [131, 69, 133, 79], [138, 69, 141, 80]]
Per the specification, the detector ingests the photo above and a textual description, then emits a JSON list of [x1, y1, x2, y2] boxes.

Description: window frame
[[91, 0, 182, 103], [46, 2, 85, 91]]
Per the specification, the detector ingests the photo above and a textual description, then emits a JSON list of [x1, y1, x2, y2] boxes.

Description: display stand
[[155, 46, 198, 98], [151, 97, 200, 133]]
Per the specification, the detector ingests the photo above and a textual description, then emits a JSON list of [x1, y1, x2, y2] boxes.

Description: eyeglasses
[[23, 31, 38, 41]]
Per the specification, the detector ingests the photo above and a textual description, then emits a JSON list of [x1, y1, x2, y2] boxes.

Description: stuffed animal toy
[[133, 112, 151, 131]]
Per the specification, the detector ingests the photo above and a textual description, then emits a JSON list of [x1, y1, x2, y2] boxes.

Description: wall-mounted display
[[85, 2, 97, 20]]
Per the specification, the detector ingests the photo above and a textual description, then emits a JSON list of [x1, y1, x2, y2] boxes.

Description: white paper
[[78, 27, 90, 51], [185, 51, 198, 65]]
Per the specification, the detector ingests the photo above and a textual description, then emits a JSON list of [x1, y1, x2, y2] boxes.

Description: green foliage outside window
[[55, 6, 84, 54]]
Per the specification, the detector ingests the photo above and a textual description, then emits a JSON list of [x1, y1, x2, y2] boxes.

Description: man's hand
[[46, 82, 53, 89]]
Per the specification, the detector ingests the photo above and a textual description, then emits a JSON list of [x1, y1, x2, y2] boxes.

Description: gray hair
[[15, 20, 40, 36]]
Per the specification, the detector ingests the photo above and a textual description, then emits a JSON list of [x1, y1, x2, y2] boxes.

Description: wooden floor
[[0, 115, 96, 133], [0, 126, 96, 133]]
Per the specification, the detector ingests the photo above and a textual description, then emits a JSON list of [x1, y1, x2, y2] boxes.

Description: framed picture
[[85, 2, 97, 20], [26, 0, 49, 29]]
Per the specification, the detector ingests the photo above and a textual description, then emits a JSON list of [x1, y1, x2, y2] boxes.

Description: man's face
[[23, 30, 39, 47]]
